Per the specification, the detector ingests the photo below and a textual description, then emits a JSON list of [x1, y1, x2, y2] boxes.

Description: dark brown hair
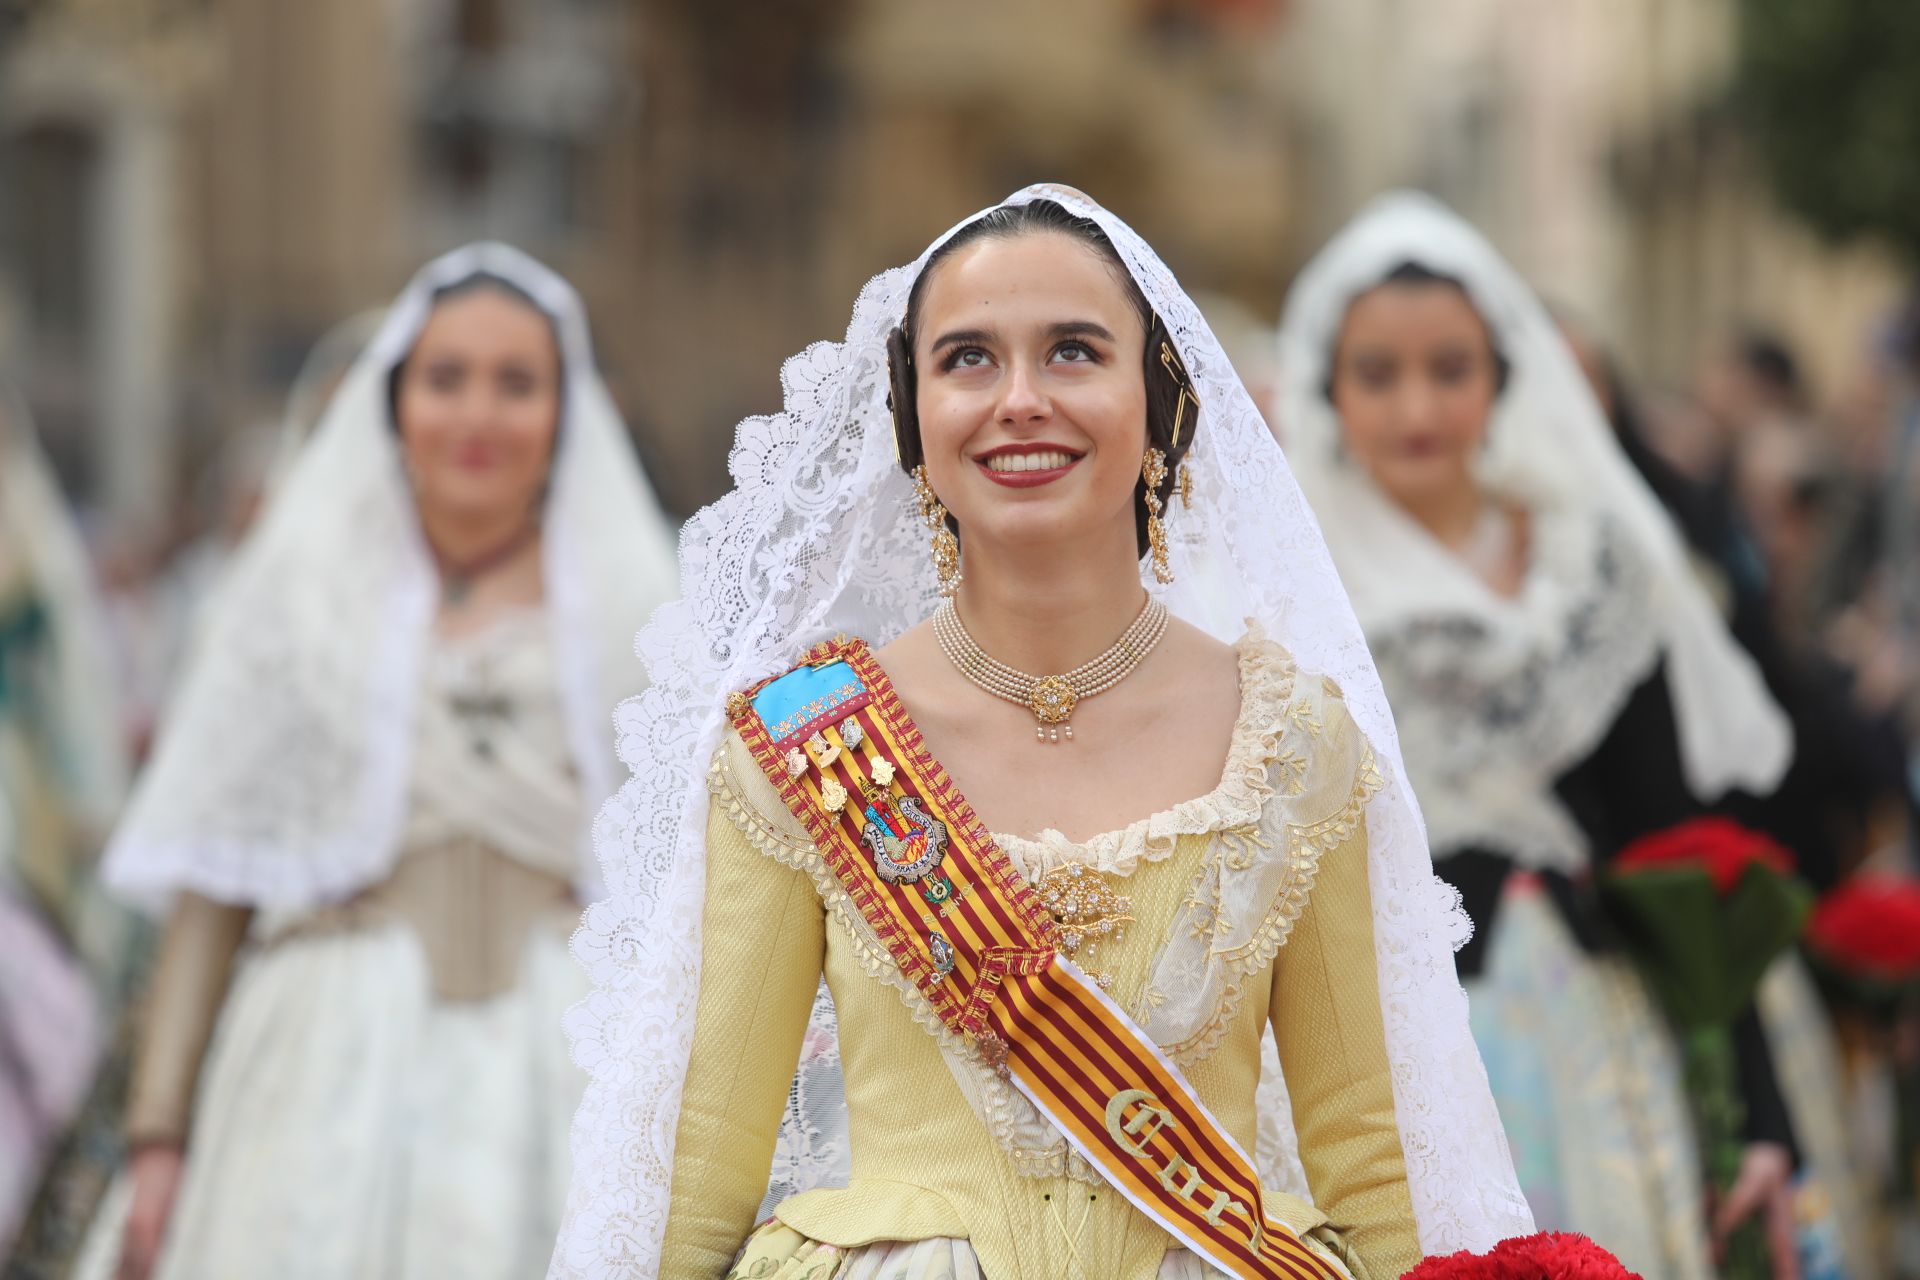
[[885, 199, 1199, 557]]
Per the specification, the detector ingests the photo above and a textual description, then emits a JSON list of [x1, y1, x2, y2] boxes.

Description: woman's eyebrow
[[930, 320, 1118, 356], [930, 327, 998, 356], [1046, 320, 1117, 343]]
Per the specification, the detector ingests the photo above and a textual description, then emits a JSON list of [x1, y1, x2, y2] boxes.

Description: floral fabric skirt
[[728, 1219, 1224, 1280], [1466, 878, 1713, 1280], [0, 888, 99, 1251], [1756, 957, 1878, 1280]]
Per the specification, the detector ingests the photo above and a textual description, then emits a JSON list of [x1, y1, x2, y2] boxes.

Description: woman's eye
[[944, 348, 991, 371], [1052, 341, 1095, 364], [425, 364, 464, 392], [499, 369, 539, 397], [1352, 363, 1395, 391], [1432, 357, 1478, 386]]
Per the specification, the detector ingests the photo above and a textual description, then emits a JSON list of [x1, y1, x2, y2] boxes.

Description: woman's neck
[[950, 527, 1147, 675], [1395, 480, 1485, 553], [418, 502, 535, 569]]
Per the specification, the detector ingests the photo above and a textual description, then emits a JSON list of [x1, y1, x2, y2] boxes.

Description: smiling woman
[[550, 188, 1533, 1280]]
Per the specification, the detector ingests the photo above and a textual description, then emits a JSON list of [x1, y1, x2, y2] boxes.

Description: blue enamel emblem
[[753, 660, 869, 747]]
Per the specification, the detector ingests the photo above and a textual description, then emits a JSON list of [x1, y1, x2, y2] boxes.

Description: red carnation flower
[[1405, 1232, 1641, 1280], [1612, 817, 1795, 896], [1807, 875, 1920, 981]]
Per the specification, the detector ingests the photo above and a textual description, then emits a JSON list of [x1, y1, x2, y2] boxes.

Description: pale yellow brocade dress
[[661, 634, 1425, 1280]]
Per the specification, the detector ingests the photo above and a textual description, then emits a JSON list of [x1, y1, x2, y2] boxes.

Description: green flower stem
[[1682, 1025, 1768, 1280]]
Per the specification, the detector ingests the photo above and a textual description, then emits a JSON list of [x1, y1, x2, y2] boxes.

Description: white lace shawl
[[551, 184, 1533, 1278], [102, 243, 680, 910], [1275, 192, 1791, 806], [1359, 500, 1663, 872]]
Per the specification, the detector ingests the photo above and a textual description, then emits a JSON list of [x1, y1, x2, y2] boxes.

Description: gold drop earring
[[911, 465, 963, 597], [1142, 448, 1173, 585]]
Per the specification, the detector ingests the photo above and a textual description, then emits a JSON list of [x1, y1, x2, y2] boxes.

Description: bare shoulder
[[1135, 617, 1241, 729], [870, 619, 970, 715], [871, 617, 935, 673], [1158, 618, 1240, 691], [872, 618, 946, 694]]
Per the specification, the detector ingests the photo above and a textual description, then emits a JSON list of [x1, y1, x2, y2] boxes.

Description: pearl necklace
[[933, 596, 1169, 743]]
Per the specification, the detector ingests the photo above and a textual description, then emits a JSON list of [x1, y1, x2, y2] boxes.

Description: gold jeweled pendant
[[1029, 675, 1077, 744]]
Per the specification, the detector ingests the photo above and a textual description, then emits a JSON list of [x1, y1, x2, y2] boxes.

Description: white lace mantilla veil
[[1273, 192, 1791, 802], [102, 242, 680, 909], [0, 383, 128, 832], [551, 184, 1532, 1278]]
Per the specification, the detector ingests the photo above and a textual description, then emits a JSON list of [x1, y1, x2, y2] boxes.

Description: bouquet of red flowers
[[1603, 818, 1805, 1030], [1601, 817, 1809, 1280], [1404, 1231, 1640, 1279], [1805, 874, 1920, 1006], [1804, 873, 1920, 1203]]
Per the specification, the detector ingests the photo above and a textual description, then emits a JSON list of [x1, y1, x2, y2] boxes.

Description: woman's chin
[[957, 504, 1127, 559], [416, 486, 540, 527], [1370, 464, 1475, 511]]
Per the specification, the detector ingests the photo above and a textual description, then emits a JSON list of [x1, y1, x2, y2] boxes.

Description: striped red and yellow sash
[[727, 637, 1345, 1280]]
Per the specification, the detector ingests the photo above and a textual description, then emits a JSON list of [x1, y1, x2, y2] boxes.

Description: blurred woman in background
[[0, 385, 130, 1256], [74, 242, 678, 1280], [1276, 194, 1807, 1280]]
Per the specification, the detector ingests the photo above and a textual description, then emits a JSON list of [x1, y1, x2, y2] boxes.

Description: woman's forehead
[[413, 287, 559, 358], [1341, 280, 1490, 343], [918, 232, 1141, 332]]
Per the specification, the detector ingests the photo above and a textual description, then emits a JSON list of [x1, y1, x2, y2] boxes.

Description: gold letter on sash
[[1205, 1189, 1265, 1250], [1157, 1155, 1204, 1200], [1106, 1089, 1177, 1158]]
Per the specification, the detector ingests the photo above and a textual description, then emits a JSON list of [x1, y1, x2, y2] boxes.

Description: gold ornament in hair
[[911, 465, 963, 597], [1142, 448, 1173, 585], [1158, 340, 1201, 450]]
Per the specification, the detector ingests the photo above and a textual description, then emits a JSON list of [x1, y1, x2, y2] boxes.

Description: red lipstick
[[972, 443, 1084, 489]]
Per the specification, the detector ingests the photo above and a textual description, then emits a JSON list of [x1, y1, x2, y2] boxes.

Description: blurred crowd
[[1565, 306, 1920, 1266], [1581, 313, 1919, 884]]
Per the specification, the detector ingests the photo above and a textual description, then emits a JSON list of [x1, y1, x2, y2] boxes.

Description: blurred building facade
[[1, 0, 646, 537], [1274, 0, 1906, 397], [0, 0, 1909, 539]]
